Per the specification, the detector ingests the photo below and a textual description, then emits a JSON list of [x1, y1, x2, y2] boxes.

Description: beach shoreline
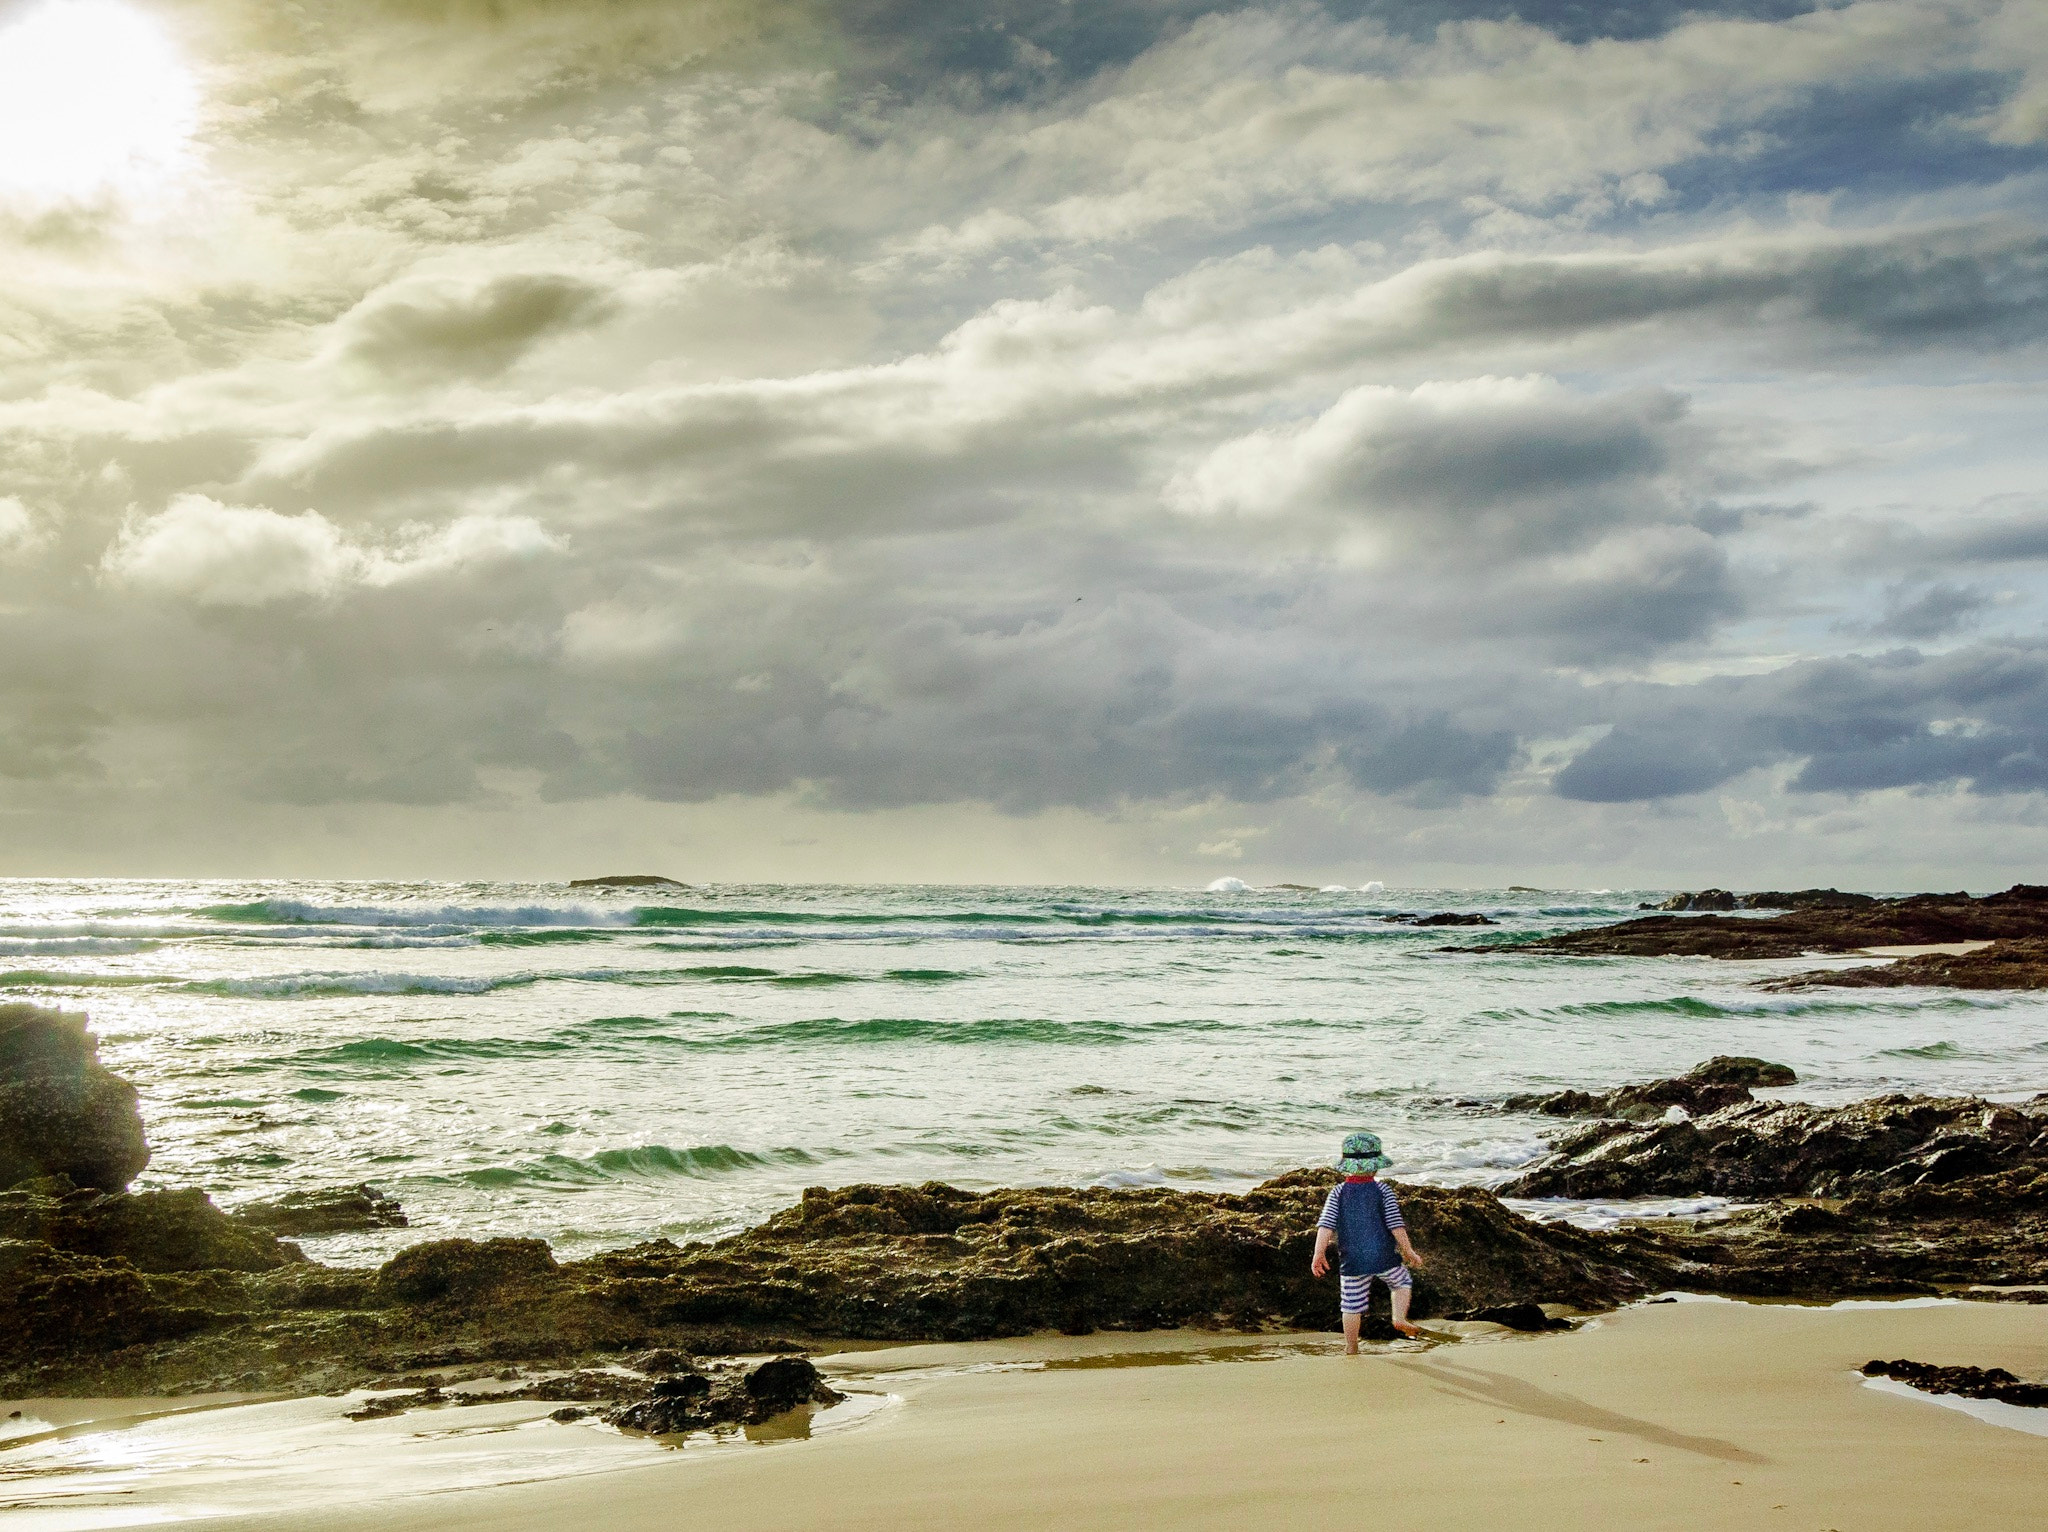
[[6, 1298, 2043, 1531]]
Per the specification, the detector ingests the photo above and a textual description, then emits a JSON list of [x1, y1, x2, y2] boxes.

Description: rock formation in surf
[[1504, 1056, 1795, 1122], [1500, 1091, 2048, 1200], [0, 1001, 151, 1192], [1496, 884, 2048, 960], [1765, 937, 2048, 991], [232, 1182, 409, 1236]]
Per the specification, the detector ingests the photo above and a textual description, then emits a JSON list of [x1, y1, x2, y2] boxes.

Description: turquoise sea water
[[5, 879, 2046, 1263]]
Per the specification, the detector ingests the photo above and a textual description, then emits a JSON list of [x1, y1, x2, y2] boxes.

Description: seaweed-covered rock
[[1500, 1093, 2048, 1200], [1861, 1358, 2048, 1407], [0, 1003, 149, 1192], [572, 1174, 1661, 1341], [378, 1238, 560, 1304], [234, 1183, 407, 1237], [1767, 937, 2048, 992], [604, 1356, 844, 1434], [1505, 1057, 1797, 1122], [0, 1240, 215, 1359], [0, 1181, 300, 1272], [1507, 885, 2048, 960]]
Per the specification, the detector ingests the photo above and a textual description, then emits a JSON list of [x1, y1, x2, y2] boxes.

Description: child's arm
[[1394, 1227, 1423, 1269], [1384, 1186, 1424, 1269], [1311, 1226, 1335, 1278]]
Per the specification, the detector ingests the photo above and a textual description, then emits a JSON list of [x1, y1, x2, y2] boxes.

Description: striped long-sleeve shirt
[[1317, 1181, 1405, 1233]]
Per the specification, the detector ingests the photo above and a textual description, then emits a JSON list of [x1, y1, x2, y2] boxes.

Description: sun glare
[[0, 0, 199, 209]]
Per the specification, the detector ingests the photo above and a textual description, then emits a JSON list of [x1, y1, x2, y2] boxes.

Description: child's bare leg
[[1342, 1311, 1362, 1353], [1390, 1282, 1420, 1337]]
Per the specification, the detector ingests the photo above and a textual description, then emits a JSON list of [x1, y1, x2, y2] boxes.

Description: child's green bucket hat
[[1335, 1131, 1393, 1174]]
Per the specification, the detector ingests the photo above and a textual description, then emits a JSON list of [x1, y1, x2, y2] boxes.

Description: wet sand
[[12, 1299, 2046, 1532]]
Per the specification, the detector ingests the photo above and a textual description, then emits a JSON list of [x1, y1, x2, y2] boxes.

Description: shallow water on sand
[[4, 879, 2046, 1261]]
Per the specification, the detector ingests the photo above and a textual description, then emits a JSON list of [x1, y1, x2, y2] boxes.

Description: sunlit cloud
[[0, 0, 200, 212]]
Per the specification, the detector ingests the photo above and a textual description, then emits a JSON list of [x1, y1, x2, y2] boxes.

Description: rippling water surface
[[6, 879, 2046, 1263]]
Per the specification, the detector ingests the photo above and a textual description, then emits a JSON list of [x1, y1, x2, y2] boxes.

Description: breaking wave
[[455, 1143, 828, 1189]]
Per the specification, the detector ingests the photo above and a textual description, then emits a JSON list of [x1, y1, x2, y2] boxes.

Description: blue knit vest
[[1333, 1179, 1398, 1277]]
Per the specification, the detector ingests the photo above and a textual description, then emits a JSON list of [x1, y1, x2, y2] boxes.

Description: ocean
[[6, 879, 2045, 1265]]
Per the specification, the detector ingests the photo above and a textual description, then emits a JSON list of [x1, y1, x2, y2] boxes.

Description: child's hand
[[1404, 1249, 1425, 1270], [1311, 1251, 1329, 1278]]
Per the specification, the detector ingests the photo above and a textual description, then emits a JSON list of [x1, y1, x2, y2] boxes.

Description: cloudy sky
[[3, 0, 2047, 887]]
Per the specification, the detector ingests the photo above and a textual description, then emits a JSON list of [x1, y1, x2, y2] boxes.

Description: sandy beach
[[6, 1298, 2041, 1532]]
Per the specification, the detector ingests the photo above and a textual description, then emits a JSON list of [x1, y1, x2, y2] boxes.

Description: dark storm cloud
[[1865, 582, 1995, 640], [1386, 224, 2048, 358], [1555, 645, 2048, 803], [337, 273, 618, 379]]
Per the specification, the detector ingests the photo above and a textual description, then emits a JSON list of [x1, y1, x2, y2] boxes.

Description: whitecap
[[1204, 877, 1248, 893]]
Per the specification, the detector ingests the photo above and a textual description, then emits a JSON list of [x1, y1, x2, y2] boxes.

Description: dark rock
[[1501, 1093, 2046, 1201], [549, 1406, 590, 1422], [1504, 1057, 1796, 1123], [1502, 885, 2048, 961], [1741, 889, 1879, 910], [1454, 1302, 1567, 1331], [0, 1181, 300, 1272], [1688, 1056, 1797, 1087], [604, 1356, 842, 1435], [1386, 912, 1497, 926], [1766, 937, 2048, 992], [567, 875, 686, 889], [234, 1183, 407, 1237], [745, 1355, 842, 1414], [630, 1347, 694, 1374], [0, 1003, 150, 1192], [0, 1240, 214, 1358], [378, 1238, 560, 1304], [1658, 889, 1739, 911], [1861, 1359, 2048, 1407]]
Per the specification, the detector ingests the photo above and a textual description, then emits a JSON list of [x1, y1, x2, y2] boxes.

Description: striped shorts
[[1339, 1265, 1413, 1315]]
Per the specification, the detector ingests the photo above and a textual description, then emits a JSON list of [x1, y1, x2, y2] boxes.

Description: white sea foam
[[0, 936, 157, 955], [210, 899, 630, 929], [1504, 1196, 1737, 1230], [1361, 880, 1385, 894], [1862, 1376, 2048, 1437], [1205, 877, 1248, 893]]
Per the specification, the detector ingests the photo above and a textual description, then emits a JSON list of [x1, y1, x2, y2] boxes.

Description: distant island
[[566, 874, 688, 890]]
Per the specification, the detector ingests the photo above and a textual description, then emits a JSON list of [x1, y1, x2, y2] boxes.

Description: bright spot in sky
[[0, 0, 199, 208]]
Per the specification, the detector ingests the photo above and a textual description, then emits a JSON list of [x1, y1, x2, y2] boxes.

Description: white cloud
[[99, 495, 563, 605], [0, 496, 38, 558]]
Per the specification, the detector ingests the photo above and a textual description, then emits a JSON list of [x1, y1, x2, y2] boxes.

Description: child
[[1309, 1130, 1424, 1352]]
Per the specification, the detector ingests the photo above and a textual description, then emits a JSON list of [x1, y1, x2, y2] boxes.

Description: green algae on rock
[[0, 1001, 150, 1192]]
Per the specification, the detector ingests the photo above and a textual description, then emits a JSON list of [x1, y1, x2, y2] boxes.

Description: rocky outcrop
[[234, 1184, 408, 1237], [1861, 1358, 2048, 1407], [1766, 938, 2048, 992], [0, 1003, 149, 1192], [1499, 1093, 2048, 1201], [1505, 1057, 1796, 1122], [567, 874, 686, 889], [1386, 912, 1496, 927], [605, 1356, 844, 1434], [1647, 889, 1878, 912], [1, 1173, 1665, 1394], [1511, 885, 2048, 959], [0, 1180, 301, 1273], [377, 1238, 558, 1304]]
